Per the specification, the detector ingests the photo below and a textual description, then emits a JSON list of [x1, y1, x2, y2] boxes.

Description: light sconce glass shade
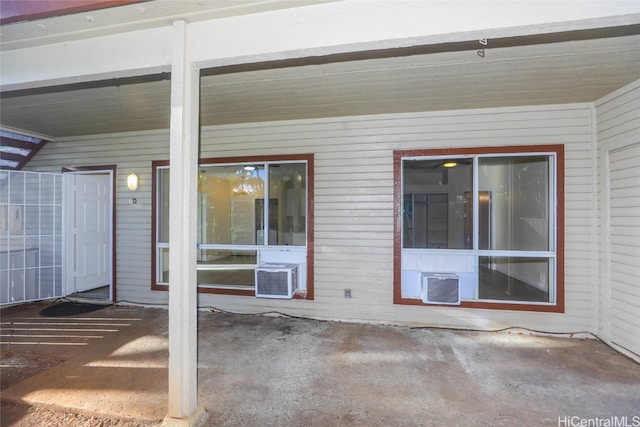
[[443, 161, 457, 168], [127, 173, 139, 191]]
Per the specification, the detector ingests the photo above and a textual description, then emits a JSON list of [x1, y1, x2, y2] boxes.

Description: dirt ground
[[1, 353, 159, 427], [1, 401, 160, 427]]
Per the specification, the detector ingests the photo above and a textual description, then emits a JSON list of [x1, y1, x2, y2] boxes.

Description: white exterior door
[[69, 173, 112, 293], [607, 143, 640, 357]]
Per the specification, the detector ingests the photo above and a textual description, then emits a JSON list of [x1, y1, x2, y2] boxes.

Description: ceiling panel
[[0, 80, 171, 137], [0, 35, 639, 138], [198, 34, 640, 125]]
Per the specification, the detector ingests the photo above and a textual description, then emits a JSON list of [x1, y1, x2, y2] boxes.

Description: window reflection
[[479, 156, 550, 251], [479, 256, 551, 302], [269, 163, 306, 246], [157, 168, 170, 243]]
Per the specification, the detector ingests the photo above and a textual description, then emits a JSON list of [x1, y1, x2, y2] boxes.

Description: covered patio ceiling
[[0, 1, 639, 140], [1, 32, 639, 139]]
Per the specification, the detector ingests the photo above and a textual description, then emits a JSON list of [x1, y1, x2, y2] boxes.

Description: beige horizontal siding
[[26, 130, 170, 306], [26, 102, 604, 332], [199, 103, 596, 332], [595, 79, 640, 357]]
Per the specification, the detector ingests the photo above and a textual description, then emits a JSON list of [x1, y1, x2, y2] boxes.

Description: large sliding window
[[394, 145, 564, 311], [152, 155, 313, 298]]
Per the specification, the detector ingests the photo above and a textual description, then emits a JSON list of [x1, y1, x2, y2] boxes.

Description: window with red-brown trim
[[151, 154, 314, 300], [394, 145, 564, 312]]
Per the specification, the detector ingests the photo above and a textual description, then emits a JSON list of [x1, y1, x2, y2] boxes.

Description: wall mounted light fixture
[[127, 173, 139, 191]]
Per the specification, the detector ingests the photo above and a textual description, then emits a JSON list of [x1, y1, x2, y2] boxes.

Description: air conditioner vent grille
[[256, 270, 289, 296], [421, 273, 460, 305], [255, 263, 299, 299]]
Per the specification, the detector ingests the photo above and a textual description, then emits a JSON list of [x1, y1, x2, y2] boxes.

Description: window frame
[[393, 145, 564, 312], [151, 154, 314, 300]]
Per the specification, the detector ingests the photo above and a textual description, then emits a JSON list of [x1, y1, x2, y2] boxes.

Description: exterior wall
[[595, 80, 640, 357], [26, 131, 170, 306], [27, 102, 598, 332]]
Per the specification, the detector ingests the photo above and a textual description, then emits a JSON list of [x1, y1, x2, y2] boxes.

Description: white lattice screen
[[0, 171, 63, 305]]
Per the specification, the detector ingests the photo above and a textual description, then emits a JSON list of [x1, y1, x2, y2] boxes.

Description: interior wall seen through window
[[196, 163, 307, 247], [403, 158, 472, 249]]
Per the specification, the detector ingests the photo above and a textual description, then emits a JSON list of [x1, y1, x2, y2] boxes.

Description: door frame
[[62, 165, 117, 301]]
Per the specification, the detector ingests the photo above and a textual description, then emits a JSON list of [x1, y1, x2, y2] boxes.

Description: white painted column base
[[163, 406, 207, 427]]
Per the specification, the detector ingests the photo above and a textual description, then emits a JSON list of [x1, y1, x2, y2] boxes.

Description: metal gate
[[0, 171, 63, 305]]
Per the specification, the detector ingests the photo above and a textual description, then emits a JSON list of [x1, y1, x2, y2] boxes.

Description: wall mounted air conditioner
[[255, 263, 299, 299], [421, 273, 460, 305]]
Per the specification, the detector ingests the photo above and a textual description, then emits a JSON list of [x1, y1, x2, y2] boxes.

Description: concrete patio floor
[[1, 301, 640, 426]]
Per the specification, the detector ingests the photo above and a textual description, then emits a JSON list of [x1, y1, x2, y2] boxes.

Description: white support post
[[165, 20, 205, 427]]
